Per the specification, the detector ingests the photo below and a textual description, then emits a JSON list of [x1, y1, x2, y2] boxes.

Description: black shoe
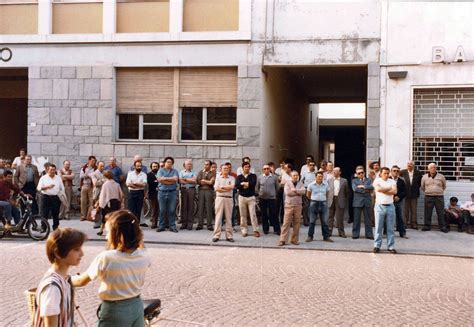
[[156, 228, 165, 232], [339, 234, 347, 238], [323, 238, 334, 243], [170, 228, 178, 233], [207, 227, 214, 231], [366, 236, 374, 240], [400, 234, 409, 239], [196, 226, 203, 230], [274, 231, 281, 236], [212, 238, 219, 242], [96, 231, 103, 236], [303, 223, 309, 227], [441, 228, 449, 233], [180, 225, 187, 230], [421, 227, 430, 231], [388, 249, 397, 254], [93, 224, 101, 229], [226, 238, 234, 242], [150, 224, 157, 229], [373, 247, 380, 253], [263, 231, 269, 235], [352, 236, 359, 239], [140, 223, 149, 228]]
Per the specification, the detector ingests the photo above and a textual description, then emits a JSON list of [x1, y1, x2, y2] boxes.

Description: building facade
[[0, 0, 472, 198]]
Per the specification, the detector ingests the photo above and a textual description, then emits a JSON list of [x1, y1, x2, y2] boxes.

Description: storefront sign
[[432, 46, 466, 63], [0, 47, 12, 62]]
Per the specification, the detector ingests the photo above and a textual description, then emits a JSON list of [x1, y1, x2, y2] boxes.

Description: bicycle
[[0, 195, 50, 241]]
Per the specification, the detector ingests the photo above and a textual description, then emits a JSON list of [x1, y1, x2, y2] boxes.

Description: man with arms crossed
[[372, 167, 397, 254]]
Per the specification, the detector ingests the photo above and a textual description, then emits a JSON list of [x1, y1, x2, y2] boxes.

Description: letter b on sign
[[432, 46, 445, 63]]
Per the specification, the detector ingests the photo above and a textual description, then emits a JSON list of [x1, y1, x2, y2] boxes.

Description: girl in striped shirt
[[73, 210, 150, 327]]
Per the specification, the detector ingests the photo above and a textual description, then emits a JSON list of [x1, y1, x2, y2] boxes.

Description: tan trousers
[[238, 195, 260, 235], [80, 186, 93, 219], [59, 185, 73, 218], [279, 205, 302, 244], [404, 197, 418, 227], [213, 196, 233, 240]]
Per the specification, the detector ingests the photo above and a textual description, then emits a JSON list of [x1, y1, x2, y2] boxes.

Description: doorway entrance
[[262, 65, 368, 173], [0, 68, 28, 161]]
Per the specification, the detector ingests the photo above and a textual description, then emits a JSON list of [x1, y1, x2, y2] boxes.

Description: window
[[180, 107, 236, 142], [117, 114, 172, 141]]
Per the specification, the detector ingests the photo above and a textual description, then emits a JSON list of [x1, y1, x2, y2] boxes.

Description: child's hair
[[106, 210, 143, 251], [46, 228, 87, 264]]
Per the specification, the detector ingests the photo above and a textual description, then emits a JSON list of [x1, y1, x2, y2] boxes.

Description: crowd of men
[[1, 149, 473, 252]]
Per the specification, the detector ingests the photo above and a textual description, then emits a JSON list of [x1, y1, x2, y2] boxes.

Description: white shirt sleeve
[[87, 253, 105, 281], [36, 176, 45, 192], [39, 284, 61, 317]]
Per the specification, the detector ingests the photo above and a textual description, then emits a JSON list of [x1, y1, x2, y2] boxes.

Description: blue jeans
[[159, 190, 177, 230], [374, 203, 395, 250], [0, 201, 12, 220], [308, 200, 330, 239]]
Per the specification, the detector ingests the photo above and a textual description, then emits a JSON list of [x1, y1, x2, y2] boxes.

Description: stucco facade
[[0, 1, 472, 198]]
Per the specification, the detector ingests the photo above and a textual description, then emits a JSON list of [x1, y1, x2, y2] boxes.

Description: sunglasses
[[309, 164, 315, 166], [357, 172, 364, 175], [263, 167, 270, 170], [392, 170, 400, 172]]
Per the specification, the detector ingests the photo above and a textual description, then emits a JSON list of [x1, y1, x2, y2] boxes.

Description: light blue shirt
[[157, 168, 179, 191], [308, 181, 328, 201], [179, 169, 197, 189], [301, 171, 316, 188]]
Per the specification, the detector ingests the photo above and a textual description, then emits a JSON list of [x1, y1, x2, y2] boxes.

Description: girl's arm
[[43, 315, 59, 327], [71, 273, 91, 287]]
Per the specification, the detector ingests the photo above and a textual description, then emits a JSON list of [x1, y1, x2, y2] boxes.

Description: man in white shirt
[[37, 164, 65, 230], [372, 167, 397, 254], [212, 165, 235, 242], [126, 161, 148, 227], [461, 193, 474, 234], [300, 155, 315, 176]]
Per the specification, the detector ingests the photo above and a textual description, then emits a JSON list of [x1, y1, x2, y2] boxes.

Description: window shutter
[[179, 67, 237, 108], [116, 68, 174, 114]]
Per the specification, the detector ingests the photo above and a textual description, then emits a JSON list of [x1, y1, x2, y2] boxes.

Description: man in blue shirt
[[306, 171, 333, 242], [105, 157, 124, 185], [157, 156, 179, 232]]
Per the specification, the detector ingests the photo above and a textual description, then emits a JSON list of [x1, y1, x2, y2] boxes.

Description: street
[[0, 239, 473, 326]]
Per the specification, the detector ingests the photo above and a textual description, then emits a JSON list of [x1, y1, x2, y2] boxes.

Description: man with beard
[[126, 160, 148, 227], [147, 162, 160, 229]]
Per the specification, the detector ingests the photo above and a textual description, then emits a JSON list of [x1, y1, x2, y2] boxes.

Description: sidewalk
[[55, 216, 474, 258]]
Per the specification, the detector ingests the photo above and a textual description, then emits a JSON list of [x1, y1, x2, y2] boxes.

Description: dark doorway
[[0, 69, 28, 161], [319, 125, 366, 180]]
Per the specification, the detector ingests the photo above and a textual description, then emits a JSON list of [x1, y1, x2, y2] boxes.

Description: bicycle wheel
[[27, 216, 50, 241], [143, 198, 151, 218]]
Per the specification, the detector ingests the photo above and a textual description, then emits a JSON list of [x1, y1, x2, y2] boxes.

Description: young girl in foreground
[[34, 228, 86, 327], [73, 210, 150, 327]]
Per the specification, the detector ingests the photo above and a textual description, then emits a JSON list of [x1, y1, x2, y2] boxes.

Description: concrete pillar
[[169, 0, 183, 34], [38, 0, 52, 35], [366, 62, 381, 164], [103, 0, 117, 34]]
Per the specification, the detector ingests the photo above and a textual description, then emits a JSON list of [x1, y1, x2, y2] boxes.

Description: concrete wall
[[261, 68, 309, 168], [380, 1, 474, 168]]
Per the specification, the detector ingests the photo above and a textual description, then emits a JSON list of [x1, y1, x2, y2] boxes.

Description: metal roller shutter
[[179, 67, 238, 108], [116, 68, 174, 114]]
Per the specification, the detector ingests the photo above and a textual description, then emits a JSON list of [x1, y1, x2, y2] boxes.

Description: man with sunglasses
[[351, 167, 374, 239], [300, 155, 315, 176], [390, 165, 407, 238]]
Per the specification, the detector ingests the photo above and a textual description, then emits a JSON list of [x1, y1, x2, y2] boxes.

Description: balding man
[[421, 163, 448, 232], [105, 157, 124, 185], [400, 160, 423, 229]]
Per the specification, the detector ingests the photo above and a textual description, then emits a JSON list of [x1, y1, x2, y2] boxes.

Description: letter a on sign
[[432, 46, 445, 63], [453, 46, 466, 62]]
